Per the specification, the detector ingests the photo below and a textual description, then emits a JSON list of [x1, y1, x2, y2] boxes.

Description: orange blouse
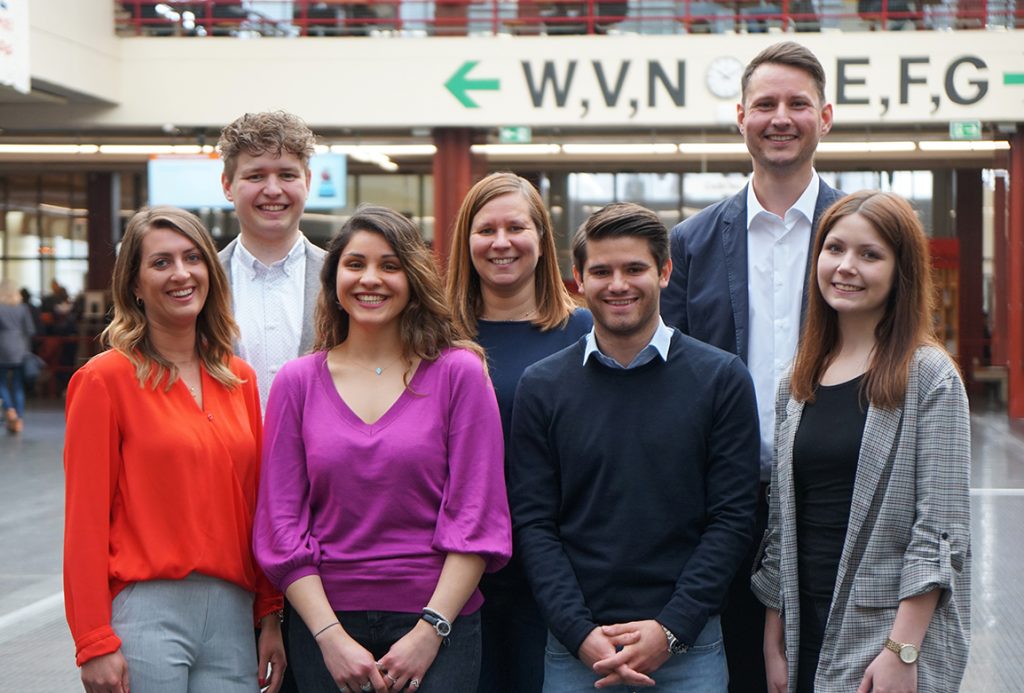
[[63, 350, 281, 666]]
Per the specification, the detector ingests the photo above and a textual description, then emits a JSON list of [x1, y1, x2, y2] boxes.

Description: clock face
[[706, 56, 744, 100]]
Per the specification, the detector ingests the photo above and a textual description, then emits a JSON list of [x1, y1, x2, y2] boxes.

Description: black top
[[476, 309, 593, 443], [793, 375, 868, 601], [509, 330, 760, 653]]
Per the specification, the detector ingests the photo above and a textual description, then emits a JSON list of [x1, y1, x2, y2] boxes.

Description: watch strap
[[884, 637, 919, 663], [659, 624, 688, 655]]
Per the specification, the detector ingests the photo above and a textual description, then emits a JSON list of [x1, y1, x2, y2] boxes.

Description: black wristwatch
[[421, 607, 452, 637], [660, 623, 688, 655]]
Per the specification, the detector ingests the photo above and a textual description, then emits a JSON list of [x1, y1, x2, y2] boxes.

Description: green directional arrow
[[445, 61, 500, 109], [1005, 72, 1024, 86]]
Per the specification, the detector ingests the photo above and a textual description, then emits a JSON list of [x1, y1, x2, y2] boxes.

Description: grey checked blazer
[[752, 346, 971, 693], [219, 235, 326, 356]]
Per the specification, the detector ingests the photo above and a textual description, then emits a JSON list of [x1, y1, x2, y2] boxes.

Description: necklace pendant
[[374, 367, 383, 376]]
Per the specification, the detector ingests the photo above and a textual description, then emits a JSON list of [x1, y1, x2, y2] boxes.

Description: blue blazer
[[661, 180, 845, 363]]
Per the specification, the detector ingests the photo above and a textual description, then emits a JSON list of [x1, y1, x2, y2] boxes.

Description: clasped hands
[[580, 619, 672, 689]]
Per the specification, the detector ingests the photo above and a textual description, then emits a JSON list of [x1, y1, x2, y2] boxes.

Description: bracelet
[[313, 622, 341, 639]]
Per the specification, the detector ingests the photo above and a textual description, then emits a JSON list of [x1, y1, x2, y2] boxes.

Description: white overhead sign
[[0, 0, 30, 94], [14, 30, 1024, 130]]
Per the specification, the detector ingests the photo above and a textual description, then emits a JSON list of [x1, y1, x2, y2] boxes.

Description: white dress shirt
[[746, 174, 819, 480], [231, 235, 307, 413]]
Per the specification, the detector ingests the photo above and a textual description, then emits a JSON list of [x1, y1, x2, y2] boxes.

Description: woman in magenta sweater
[[253, 205, 511, 693]]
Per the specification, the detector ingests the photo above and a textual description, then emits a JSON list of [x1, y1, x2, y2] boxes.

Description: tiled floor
[[2, 402, 1022, 691]]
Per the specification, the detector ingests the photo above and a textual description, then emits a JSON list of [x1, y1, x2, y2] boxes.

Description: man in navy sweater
[[509, 203, 760, 692]]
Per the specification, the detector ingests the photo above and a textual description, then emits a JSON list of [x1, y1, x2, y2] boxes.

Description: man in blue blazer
[[661, 42, 843, 693]]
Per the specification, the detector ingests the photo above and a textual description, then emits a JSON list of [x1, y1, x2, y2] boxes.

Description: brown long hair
[[445, 172, 579, 338], [314, 205, 483, 366], [103, 206, 240, 390], [790, 191, 941, 409]]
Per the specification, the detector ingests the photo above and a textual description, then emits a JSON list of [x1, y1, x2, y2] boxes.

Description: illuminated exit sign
[[948, 120, 982, 140]]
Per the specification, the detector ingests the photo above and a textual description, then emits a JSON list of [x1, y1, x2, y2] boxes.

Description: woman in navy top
[[446, 172, 592, 693]]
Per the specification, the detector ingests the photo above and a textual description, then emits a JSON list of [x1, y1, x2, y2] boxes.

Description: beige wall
[[28, 0, 120, 103]]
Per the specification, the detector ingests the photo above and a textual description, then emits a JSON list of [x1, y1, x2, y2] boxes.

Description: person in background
[[445, 172, 592, 693], [753, 191, 971, 692], [63, 206, 285, 693], [0, 279, 36, 433], [660, 41, 844, 693], [254, 205, 511, 693]]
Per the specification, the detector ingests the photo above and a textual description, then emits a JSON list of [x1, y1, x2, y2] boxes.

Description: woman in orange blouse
[[63, 206, 285, 693]]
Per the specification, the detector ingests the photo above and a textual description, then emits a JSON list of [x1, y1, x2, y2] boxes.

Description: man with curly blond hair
[[218, 111, 326, 413]]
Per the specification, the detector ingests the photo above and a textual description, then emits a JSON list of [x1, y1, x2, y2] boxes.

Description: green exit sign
[[499, 126, 532, 144], [949, 120, 982, 140]]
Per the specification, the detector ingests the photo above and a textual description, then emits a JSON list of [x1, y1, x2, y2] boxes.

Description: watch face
[[706, 56, 744, 99], [899, 644, 919, 663], [435, 620, 452, 637]]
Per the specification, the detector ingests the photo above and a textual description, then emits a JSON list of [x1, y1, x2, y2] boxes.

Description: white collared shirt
[[231, 234, 307, 413], [583, 318, 673, 369], [746, 173, 819, 480]]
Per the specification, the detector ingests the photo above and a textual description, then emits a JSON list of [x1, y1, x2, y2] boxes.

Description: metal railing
[[115, 0, 1022, 36]]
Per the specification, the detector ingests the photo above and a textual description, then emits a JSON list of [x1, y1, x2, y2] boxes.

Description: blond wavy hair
[[102, 206, 241, 390]]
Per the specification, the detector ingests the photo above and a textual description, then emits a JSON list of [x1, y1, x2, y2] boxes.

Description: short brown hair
[[790, 191, 941, 409], [572, 203, 669, 274], [218, 111, 317, 180], [741, 41, 827, 105], [445, 172, 579, 338]]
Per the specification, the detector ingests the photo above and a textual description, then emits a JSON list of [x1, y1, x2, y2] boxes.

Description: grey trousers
[[111, 572, 259, 693]]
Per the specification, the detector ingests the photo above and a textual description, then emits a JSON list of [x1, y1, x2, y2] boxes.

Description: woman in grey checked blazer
[[752, 191, 970, 693]]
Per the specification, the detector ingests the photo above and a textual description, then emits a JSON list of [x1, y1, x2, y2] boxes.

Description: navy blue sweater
[[509, 329, 760, 655]]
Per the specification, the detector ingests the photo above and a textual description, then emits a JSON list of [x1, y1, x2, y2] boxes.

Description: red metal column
[[86, 172, 118, 292], [431, 128, 483, 271], [955, 169, 984, 399], [1008, 130, 1024, 419]]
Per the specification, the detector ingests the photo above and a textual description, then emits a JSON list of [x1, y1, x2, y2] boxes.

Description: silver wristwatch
[[660, 624, 688, 655]]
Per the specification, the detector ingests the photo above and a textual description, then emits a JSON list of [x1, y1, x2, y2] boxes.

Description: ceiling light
[[471, 144, 561, 155], [561, 143, 678, 155], [0, 144, 99, 154], [817, 141, 917, 153], [918, 140, 1010, 151], [678, 143, 749, 154]]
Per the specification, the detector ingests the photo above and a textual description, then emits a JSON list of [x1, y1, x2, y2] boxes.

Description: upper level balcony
[[115, 0, 1023, 37]]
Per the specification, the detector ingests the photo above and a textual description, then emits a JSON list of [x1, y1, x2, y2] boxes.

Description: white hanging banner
[[0, 0, 30, 94]]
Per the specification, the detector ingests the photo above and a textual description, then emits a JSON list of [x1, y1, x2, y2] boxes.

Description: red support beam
[[85, 173, 118, 292], [956, 169, 985, 400], [431, 127, 484, 271], [1008, 130, 1024, 419]]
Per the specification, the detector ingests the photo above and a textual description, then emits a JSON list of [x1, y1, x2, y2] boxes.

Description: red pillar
[[955, 169, 984, 399], [1008, 131, 1024, 419], [86, 172, 118, 291], [431, 127, 484, 270]]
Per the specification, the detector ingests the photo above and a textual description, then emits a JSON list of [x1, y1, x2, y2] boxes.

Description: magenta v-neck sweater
[[253, 348, 511, 615]]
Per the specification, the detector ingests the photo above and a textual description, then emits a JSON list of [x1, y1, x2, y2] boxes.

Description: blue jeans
[[542, 616, 727, 693], [0, 364, 25, 418], [289, 609, 482, 693]]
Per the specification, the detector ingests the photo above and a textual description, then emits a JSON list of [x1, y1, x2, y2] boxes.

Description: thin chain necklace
[[482, 307, 536, 322], [349, 356, 403, 377], [171, 357, 202, 402]]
